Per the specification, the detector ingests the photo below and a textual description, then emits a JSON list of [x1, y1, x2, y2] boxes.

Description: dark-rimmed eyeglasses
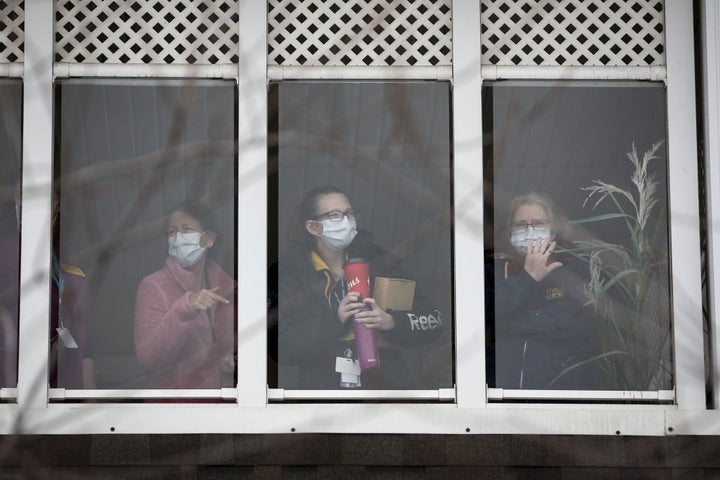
[[510, 219, 550, 233], [313, 209, 359, 222]]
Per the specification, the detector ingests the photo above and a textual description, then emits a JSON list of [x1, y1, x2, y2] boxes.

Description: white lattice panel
[[0, 0, 24, 64], [268, 0, 452, 67], [54, 0, 239, 64], [481, 0, 665, 66]]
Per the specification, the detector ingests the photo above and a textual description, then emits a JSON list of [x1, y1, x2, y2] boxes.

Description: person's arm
[[275, 268, 350, 365], [378, 289, 445, 346], [361, 255, 444, 346], [344, 239, 445, 346], [134, 277, 199, 375]]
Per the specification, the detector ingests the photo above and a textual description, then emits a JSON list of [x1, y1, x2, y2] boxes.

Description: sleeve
[[368, 246, 445, 346], [275, 264, 351, 365], [382, 300, 445, 346], [490, 262, 545, 319], [134, 277, 201, 375]]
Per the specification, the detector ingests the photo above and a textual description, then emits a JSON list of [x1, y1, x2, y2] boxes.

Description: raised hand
[[523, 238, 563, 282]]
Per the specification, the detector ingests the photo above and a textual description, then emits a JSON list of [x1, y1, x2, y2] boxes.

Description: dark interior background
[[56, 79, 237, 388], [270, 81, 454, 390], [0, 78, 22, 388], [483, 81, 669, 251]]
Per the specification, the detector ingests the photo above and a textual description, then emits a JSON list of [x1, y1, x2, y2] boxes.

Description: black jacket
[[486, 251, 602, 390], [269, 230, 444, 389]]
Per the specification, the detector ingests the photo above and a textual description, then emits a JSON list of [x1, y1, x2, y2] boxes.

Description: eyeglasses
[[168, 224, 204, 236], [314, 209, 359, 222], [510, 219, 550, 232]]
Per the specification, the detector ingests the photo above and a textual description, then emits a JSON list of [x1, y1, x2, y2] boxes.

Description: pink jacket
[[134, 257, 236, 388]]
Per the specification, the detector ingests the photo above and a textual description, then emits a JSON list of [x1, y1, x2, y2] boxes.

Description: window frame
[[47, 77, 240, 399], [0, 0, 715, 435], [454, 0, 706, 408], [0, 77, 22, 400], [701, 0, 720, 413], [481, 79, 676, 401], [266, 78, 456, 400]]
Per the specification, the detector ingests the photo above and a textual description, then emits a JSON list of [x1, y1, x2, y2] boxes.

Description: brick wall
[[1, 434, 719, 479]]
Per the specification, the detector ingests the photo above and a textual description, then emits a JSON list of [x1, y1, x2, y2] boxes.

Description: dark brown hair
[[287, 185, 348, 254]]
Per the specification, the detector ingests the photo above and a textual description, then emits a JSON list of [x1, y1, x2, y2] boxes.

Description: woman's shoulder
[[206, 261, 236, 296], [136, 268, 177, 305], [140, 267, 170, 285], [350, 230, 391, 261], [138, 267, 177, 294], [140, 258, 187, 290], [277, 245, 315, 274]]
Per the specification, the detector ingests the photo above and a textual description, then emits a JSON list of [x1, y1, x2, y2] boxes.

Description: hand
[[337, 292, 365, 324], [524, 238, 563, 282], [189, 287, 229, 312], [354, 297, 395, 331]]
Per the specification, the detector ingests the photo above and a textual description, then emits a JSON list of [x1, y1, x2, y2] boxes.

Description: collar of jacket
[[309, 250, 344, 299], [164, 256, 235, 299]]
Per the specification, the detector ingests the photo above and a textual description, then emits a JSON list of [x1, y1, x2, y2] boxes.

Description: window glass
[[268, 81, 454, 392], [483, 81, 672, 392], [0, 78, 22, 390], [53, 79, 237, 392]]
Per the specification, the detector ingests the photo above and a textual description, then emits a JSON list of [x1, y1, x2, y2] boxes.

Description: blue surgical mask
[[511, 228, 551, 256], [319, 217, 357, 251], [168, 231, 207, 268]]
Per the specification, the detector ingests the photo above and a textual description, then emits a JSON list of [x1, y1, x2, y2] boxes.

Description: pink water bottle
[[343, 258, 381, 370]]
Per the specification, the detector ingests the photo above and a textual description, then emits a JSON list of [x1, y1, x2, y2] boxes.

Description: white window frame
[[265, 77, 455, 403], [459, 1, 706, 409], [703, 0, 720, 412], [0, 0, 717, 436]]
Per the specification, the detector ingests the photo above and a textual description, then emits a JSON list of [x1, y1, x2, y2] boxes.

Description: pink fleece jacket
[[134, 257, 236, 388]]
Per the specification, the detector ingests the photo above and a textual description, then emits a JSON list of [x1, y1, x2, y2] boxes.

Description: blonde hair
[[505, 192, 568, 240]]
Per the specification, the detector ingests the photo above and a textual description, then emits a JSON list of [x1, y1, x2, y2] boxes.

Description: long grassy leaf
[[597, 268, 637, 299], [550, 351, 630, 386], [569, 213, 632, 224]]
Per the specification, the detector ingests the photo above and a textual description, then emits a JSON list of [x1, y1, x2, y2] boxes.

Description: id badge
[[56, 327, 79, 349], [341, 373, 362, 388], [336, 357, 362, 388], [335, 357, 361, 375]]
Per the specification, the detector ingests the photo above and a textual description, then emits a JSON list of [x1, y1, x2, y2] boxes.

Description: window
[[483, 81, 672, 397], [0, 78, 22, 392], [0, 0, 711, 436], [52, 79, 237, 396], [268, 81, 454, 396]]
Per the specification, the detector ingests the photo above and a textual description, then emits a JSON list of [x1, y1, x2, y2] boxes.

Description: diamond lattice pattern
[[481, 0, 665, 66], [268, 0, 452, 66], [0, 0, 24, 64], [55, 0, 239, 64]]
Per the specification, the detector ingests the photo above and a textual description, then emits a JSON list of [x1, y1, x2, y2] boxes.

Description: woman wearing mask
[[135, 200, 235, 389], [486, 192, 601, 390], [271, 186, 444, 389]]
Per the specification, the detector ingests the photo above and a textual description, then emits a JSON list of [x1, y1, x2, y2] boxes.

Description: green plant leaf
[[570, 213, 632, 224]]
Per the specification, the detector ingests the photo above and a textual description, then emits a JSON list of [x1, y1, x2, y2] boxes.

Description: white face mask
[[319, 217, 357, 251], [168, 231, 207, 268], [511, 228, 552, 256]]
